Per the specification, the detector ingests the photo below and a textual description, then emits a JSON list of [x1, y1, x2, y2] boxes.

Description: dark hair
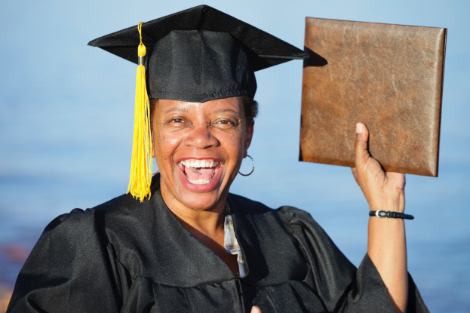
[[150, 96, 258, 123], [242, 96, 258, 122]]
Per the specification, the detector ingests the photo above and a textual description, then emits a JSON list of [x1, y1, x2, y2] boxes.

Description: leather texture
[[300, 17, 446, 177]]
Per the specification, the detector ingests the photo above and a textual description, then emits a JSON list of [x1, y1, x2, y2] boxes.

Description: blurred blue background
[[0, 0, 469, 311]]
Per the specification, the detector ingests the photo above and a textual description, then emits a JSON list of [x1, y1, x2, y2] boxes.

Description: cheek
[[222, 132, 245, 159], [159, 133, 181, 149], [153, 128, 181, 161]]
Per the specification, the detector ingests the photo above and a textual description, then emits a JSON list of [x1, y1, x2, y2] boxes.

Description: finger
[[355, 122, 370, 168], [251, 306, 262, 313]]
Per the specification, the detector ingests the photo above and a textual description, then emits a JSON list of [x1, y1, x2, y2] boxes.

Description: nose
[[184, 124, 219, 149]]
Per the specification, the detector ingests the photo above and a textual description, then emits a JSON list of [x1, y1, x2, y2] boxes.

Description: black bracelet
[[369, 210, 414, 220]]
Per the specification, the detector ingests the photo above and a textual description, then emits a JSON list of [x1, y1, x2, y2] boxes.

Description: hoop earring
[[239, 155, 255, 176]]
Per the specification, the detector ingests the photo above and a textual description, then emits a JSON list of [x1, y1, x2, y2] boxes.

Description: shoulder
[[228, 192, 320, 229], [38, 192, 149, 250], [90, 175, 163, 223], [276, 205, 322, 229], [41, 207, 103, 246], [10, 207, 124, 312], [228, 193, 339, 260], [92, 193, 141, 212], [228, 192, 273, 214], [50, 191, 139, 222]]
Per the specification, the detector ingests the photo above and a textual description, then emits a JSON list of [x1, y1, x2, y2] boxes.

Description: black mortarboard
[[88, 4, 308, 102], [88, 5, 307, 201]]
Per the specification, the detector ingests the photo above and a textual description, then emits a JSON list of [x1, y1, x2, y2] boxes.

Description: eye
[[166, 117, 188, 127], [212, 118, 237, 129]]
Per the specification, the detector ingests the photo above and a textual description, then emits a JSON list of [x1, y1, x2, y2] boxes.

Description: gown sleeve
[[7, 209, 122, 313], [278, 206, 429, 313]]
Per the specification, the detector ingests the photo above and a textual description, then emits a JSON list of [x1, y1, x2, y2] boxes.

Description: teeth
[[179, 159, 219, 185], [181, 159, 217, 168], [187, 178, 211, 185]]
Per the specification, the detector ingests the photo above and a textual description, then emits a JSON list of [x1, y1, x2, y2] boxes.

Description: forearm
[[354, 123, 409, 312], [368, 206, 408, 313]]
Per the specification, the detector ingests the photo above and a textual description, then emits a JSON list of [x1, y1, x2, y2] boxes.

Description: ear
[[244, 120, 254, 158]]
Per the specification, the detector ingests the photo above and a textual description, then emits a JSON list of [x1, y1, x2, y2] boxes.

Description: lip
[[175, 157, 223, 163], [176, 157, 223, 192]]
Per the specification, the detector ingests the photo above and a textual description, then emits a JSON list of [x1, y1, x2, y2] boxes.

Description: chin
[[179, 192, 226, 211]]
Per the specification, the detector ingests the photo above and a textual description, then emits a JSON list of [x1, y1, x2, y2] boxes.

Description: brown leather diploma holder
[[300, 17, 447, 176]]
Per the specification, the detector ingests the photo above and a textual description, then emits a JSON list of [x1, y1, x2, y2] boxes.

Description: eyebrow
[[164, 107, 190, 114], [213, 109, 240, 115], [164, 107, 240, 115]]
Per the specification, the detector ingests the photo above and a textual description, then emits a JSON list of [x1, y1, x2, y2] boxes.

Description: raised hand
[[351, 122, 405, 213], [352, 122, 408, 313]]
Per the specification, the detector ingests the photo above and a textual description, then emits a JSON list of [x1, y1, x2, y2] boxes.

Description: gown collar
[[137, 175, 247, 285]]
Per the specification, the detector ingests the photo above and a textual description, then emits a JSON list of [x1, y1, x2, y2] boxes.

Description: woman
[[7, 5, 428, 313]]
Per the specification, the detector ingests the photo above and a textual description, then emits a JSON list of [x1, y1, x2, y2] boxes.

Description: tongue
[[185, 167, 215, 182]]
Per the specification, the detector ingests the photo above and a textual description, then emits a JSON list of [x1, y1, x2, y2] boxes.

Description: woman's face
[[152, 97, 254, 212]]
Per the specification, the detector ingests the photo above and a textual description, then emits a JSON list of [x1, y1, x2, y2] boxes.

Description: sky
[[1, 0, 469, 311]]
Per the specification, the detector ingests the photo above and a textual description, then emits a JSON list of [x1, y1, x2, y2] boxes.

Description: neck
[[158, 176, 240, 276], [159, 181, 227, 237]]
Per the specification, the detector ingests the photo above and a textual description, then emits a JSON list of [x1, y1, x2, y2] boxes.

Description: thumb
[[251, 306, 262, 313], [355, 122, 370, 167]]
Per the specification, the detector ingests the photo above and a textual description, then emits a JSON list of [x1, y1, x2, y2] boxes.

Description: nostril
[[184, 128, 218, 148]]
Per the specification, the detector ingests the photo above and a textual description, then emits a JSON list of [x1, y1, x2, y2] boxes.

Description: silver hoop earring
[[239, 155, 255, 176]]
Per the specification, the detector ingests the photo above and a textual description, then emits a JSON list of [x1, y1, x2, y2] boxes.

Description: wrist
[[368, 191, 405, 213], [369, 205, 405, 213]]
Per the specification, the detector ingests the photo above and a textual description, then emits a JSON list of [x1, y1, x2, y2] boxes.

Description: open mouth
[[178, 159, 221, 185]]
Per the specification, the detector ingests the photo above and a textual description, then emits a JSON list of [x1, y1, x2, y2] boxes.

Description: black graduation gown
[[7, 178, 429, 313]]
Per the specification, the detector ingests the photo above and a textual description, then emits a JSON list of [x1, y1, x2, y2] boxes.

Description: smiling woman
[[7, 5, 429, 313], [154, 98, 253, 213]]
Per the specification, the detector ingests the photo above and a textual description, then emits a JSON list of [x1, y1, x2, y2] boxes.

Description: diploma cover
[[300, 17, 446, 176]]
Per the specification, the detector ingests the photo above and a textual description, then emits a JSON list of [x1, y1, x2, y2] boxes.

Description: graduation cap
[[88, 5, 308, 201]]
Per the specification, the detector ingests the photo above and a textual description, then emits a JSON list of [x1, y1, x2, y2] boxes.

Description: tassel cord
[[127, 21, 153, 202]]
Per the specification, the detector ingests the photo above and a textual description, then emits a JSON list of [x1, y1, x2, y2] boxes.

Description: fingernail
[[356, 123, 363, 134]]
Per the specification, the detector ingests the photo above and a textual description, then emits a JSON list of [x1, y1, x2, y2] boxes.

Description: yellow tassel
[[127, 22, 153, 201]]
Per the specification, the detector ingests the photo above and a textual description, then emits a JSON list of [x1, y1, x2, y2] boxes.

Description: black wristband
[[369, 210, 414, 220]]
